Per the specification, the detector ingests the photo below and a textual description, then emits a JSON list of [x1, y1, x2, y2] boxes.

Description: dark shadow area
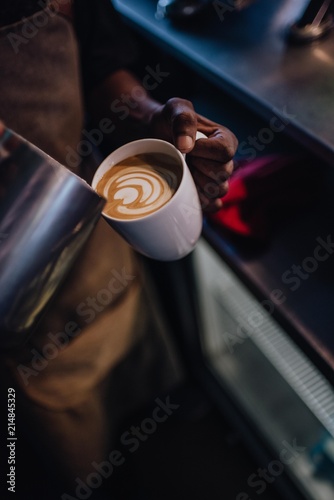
[[0, 379, 285, 500]]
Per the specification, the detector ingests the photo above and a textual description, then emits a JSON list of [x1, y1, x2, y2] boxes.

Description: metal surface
[[288, 0, 334, 42], [154, 0, 255, 20], [155, 0, 212, 19], [194, 238, 334, 500], [114, 0, 334, 165], [113, 0, 334, 380], [0, 129, 105, 349]]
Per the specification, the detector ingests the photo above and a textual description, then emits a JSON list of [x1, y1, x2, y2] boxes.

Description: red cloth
[[209, 154, 316, 241]]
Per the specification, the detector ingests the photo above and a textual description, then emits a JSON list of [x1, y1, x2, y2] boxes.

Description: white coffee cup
[[91, 133, 204, 261]]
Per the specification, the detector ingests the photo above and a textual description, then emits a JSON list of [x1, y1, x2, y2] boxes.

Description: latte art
[[96, 153, 182, 219]]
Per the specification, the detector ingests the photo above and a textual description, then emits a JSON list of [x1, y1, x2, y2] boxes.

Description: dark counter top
[[113, 0, 334, 382], [114, 0, 334, 166]]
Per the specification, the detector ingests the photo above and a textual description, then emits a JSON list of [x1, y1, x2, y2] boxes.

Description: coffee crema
[[96, 153, 182, 220]]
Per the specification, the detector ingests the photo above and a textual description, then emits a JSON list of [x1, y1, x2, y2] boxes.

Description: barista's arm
[[74, 0, 238, 212]]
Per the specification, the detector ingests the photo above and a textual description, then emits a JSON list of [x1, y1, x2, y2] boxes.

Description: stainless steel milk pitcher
[[0, 128, 105, 349]]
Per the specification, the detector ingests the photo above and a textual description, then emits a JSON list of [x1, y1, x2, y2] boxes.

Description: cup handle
[[182, 131, 207, 159], [195, 131, 207, 141]]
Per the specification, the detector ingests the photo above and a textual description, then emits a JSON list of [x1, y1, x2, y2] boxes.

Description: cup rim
[[91, 138, 188, 223]]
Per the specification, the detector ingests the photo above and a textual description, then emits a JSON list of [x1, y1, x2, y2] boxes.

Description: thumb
[[170, 99, 197, 153]]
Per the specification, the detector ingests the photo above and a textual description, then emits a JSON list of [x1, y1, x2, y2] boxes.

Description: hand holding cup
[[92, 134, 204, 261]]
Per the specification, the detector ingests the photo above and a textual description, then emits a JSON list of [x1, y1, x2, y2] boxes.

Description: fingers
[[164, 98, 198, 153], [193, 165, 229, 214], [195, 112, 238, 158], [188, 154, 234, 213], [188, 157, 234, 181], [189, 127, 238, 163], [191, 165, 230, 198], [149, 99, 238, 214], [187, 117, 238, 213], [198, 192, 224, 213]]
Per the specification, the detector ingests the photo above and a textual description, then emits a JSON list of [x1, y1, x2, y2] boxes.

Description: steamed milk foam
[[96, 153, 182, 219]]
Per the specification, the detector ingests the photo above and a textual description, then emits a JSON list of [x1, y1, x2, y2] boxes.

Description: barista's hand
[[149, 98, 238, 212]]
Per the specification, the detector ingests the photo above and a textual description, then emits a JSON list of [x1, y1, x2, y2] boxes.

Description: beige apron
[[0, 5, 183, 485]]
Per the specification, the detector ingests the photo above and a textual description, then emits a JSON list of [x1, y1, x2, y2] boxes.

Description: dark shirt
[[0, 0, 43, 26], [73, 0, 139, 92], [0, 0, 139, 92]]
